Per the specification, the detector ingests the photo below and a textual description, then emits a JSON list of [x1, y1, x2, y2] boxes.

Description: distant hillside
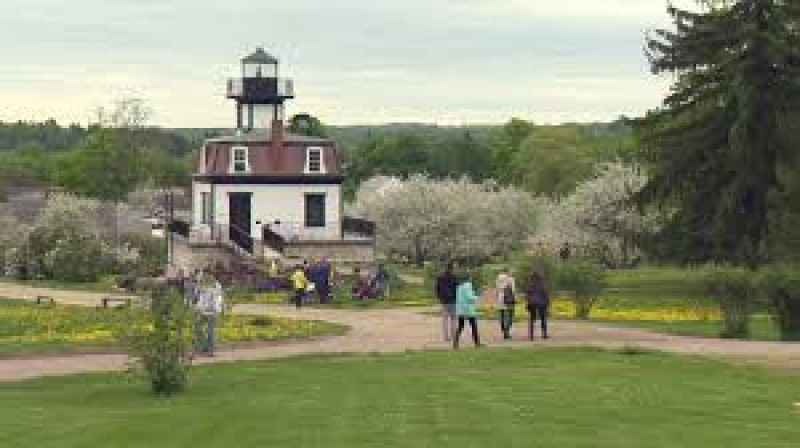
[[172, 121, 629, 149], [0, 121, 194, 155], [1, 120, 629, 155]]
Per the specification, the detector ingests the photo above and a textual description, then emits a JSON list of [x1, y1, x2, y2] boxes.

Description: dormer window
[[231, 146, 249, 173], [305, 146, 325, 174]]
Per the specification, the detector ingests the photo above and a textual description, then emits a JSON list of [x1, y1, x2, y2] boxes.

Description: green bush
[[119, 287, 192, 396], [119, 233, 166, 277], [703, 266, 757, 339], [40, 233, 109, 282], [557, 260, 605, 319], [759, 264, 800, 341], [514, 255, 559, 294]]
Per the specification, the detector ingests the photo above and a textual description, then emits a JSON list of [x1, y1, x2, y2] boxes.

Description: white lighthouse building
[[190, 48, 374, 262]]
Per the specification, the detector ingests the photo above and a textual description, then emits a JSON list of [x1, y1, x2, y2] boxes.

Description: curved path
[[1, 283, 800, 382]]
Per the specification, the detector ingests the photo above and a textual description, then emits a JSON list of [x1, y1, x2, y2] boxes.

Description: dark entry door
[[228, 192, 253, 253]]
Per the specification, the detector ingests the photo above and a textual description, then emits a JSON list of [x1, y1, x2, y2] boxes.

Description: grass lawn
[[0, 276, 117, 293], [0, 348, 798, 447], [230, 283, 435, 310], [0, 299, 347, 358], [469, 266, 787, 341]]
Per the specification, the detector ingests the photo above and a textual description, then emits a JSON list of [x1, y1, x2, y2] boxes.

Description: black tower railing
[[227, 78, 294, 103]]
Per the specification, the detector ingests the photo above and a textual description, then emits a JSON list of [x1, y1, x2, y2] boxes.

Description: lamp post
[[163, 189, 174, 269]]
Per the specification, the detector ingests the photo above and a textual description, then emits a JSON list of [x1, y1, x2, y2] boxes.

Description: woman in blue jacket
[[454, 273, 483, 349]]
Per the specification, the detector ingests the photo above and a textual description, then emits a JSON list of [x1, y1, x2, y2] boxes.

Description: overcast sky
[[0, 0, 693, 127]]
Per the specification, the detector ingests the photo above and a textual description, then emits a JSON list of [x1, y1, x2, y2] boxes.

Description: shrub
[[703, 266, 757, 339], [119, 287, 192, 396], [118, 233, 166, 278], [23, 194, 116, 282], [40, 232, 109, 282], [557, 260, 605, 319], [514, 255, 559, 295], [759, 264, 800, 341]]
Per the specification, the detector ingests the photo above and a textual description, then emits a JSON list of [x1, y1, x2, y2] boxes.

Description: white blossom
[[354, 175, 537, 263], [531, 163, 661, 264]]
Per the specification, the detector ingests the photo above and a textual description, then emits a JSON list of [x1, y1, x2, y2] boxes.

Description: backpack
[[502, 284, 515, 306]]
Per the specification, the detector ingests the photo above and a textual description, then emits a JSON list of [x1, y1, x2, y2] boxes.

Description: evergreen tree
[[634, 0, 800, 265], [287, 113, 328, 138]]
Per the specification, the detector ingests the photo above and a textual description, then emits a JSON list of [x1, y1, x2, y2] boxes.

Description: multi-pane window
[[231, 146, 249, 173], [305, 147, 323, 173], [304, 193, 326, 228]]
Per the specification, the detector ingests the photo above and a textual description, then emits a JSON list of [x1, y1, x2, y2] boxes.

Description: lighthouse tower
[[226, 47, 294, 134]]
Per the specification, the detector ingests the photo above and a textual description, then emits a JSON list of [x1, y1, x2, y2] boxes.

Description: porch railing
[[262, 226, 286, 254], [229, 224, 254, 255], [342, 216, 376, 238]]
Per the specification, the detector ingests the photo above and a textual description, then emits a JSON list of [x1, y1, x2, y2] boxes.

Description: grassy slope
[[0, 348, 798, 448]]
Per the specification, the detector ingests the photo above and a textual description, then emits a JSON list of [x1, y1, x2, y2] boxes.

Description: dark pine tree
[[633, 0, 800, 266]]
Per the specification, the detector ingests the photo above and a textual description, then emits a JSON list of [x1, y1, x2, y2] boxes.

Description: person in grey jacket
[[194, 270, 224, 356]]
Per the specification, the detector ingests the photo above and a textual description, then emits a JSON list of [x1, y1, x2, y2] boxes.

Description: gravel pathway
[[1, 284, 799, 383]]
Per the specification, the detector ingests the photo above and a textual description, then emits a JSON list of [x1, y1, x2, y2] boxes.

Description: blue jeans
[[499, 308, 515, 339], [195, 314, 217, 354]]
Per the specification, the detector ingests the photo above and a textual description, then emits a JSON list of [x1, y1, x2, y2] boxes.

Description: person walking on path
[[496, 267, 517, 340], [435, 263, 458, 342], [290, 265, 310, 308], [314, 258, 332, 304], [454, 272, 482, 349], [194, 270, 224, 356], [526, 271, 550, 340]]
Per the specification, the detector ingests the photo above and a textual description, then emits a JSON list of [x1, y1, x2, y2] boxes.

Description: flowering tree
[[22, 194, 116, 281], [0, 208, 30, 276], [353, 175, 536, 265], [531, 163, 661, 266]]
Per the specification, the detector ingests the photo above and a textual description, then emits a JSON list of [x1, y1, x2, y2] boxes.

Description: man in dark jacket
[[435, 263, 458, 342]]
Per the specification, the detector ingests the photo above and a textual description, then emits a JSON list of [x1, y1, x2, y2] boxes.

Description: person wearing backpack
[[526, 271, 550, 340], [496, 267, 517, 340]]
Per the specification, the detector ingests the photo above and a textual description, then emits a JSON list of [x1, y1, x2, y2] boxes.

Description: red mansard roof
[[196, 132, 342, 177]]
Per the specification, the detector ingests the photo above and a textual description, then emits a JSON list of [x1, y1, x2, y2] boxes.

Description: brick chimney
[[270, 118, 284, 169]]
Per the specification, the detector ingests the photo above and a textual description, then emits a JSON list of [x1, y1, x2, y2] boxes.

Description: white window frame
[[304, 146, 325, 174], [230, 145, 250, 173]]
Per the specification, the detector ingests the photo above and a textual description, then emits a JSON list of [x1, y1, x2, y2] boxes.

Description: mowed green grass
[[599, 267, 788, 340], [1, 348, 799, 447]]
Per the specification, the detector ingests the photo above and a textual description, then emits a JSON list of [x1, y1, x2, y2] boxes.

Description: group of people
[[168, 268, 225, 357], [436, 264, 550, 349], [288, 261, 390, 308], [287, 258, 334, 308], [351, 265, 390, 300]]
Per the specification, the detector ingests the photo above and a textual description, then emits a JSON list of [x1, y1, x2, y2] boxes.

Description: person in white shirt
[[496, 268, 517, 340], [194, 270, 224, 356]]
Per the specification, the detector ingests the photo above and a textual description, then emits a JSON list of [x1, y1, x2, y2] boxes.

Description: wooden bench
[[101, 297, 132, 309], [35, 295, 55, 305]]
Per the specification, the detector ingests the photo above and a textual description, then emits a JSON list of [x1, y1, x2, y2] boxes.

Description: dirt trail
[[1, 283, 799, 383]]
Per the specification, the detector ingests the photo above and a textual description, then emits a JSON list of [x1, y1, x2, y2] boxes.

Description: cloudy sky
[[0, 0, 693, 127]]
